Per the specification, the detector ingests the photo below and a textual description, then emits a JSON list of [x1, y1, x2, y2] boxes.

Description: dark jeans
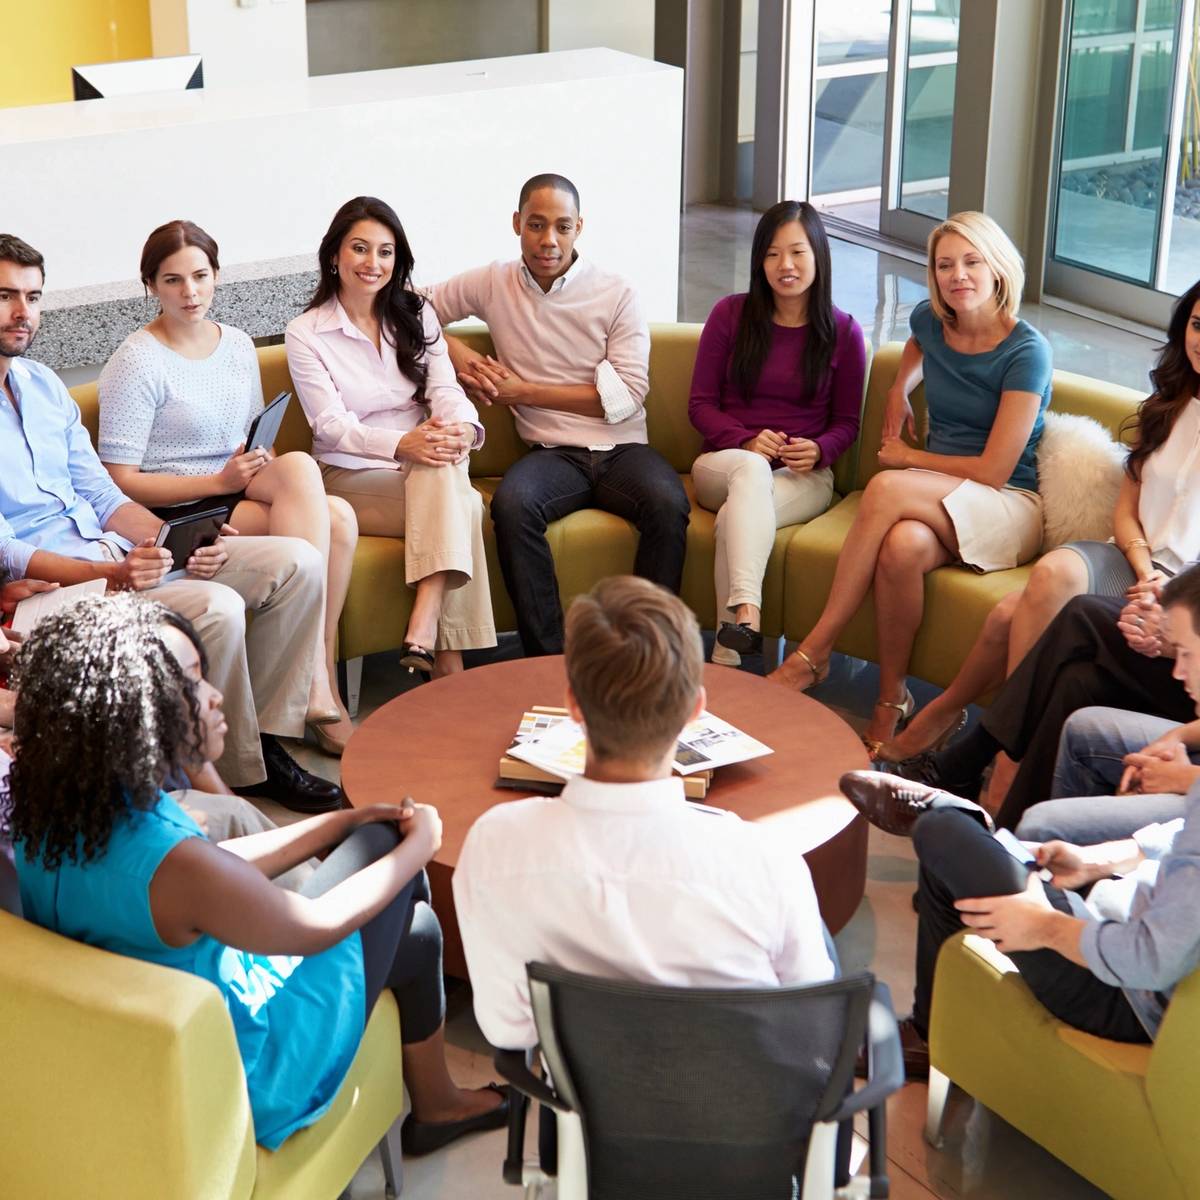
[[911, 806, 1148, 1044], [983, 594, 1192, 829], [489, 443, 691, 655], [300, 822, 444, 1042]]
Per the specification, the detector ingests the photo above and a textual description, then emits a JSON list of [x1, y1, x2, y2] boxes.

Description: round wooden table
[[342, 656, 869, 979]]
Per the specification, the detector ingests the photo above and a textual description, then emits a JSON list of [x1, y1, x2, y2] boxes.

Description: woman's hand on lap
[[877, 436, 912, 470], [741, 430, 787, 460], [217, 443, 269, 491], [779, 437, 820, 472]]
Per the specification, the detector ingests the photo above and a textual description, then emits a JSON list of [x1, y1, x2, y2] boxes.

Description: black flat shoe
[[400, 1083, 510, 1157], [400, 643, 436, 675], [233, 735, 345, 814], [716, 621, 763, 656]]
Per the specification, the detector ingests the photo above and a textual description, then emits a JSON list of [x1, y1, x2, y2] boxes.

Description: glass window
[[899, 0, 959, 220], [1052, 2, 1178, 287], [1072, 0, 1136, 36]]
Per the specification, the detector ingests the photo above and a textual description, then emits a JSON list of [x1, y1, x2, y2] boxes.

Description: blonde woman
[[772, 212, 1052, 755]]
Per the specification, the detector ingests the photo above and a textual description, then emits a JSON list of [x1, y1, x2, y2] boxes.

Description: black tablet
[[155, 505, 230, 577], [245, 391, 291, 453]]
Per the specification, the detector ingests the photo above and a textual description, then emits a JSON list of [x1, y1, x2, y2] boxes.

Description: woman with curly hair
[[4, 593, 506, 1154], [286, 196, 496, 677]]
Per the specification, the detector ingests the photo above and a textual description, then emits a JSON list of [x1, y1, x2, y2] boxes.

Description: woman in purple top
[[689, 201, 865, 664]]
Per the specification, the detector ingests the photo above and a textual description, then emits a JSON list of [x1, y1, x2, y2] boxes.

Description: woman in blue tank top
[[4, 593, 506, 1155], [772, 211, 1052, 756]]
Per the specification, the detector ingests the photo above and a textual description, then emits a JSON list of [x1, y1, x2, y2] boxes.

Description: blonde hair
[[926, 211, 1025, 325], [564, 576, 703, 763]]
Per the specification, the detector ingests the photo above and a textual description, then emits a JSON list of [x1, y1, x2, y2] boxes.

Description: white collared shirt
[[453, 774, 835, 1050], [284, 297, 482, 471], [425, 256, 649, 449]]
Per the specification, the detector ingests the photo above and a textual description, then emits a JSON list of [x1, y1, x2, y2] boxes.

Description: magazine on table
[[506, 708, 770, 780]]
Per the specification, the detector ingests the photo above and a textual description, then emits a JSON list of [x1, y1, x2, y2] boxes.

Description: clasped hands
[[396, 417, 474, 467], [456, 347, 530, 407], [1116, 577, 1167, 659], [742, 429, 821, 472]]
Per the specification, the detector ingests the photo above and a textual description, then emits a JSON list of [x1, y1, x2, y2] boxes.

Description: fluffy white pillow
[[1036, 411, 1127, 551]]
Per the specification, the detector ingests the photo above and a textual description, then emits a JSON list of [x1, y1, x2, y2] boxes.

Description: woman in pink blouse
[[286, 197, 496, 676]]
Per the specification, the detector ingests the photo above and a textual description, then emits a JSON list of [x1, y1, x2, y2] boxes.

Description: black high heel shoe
[[400, 644, 435, 675]]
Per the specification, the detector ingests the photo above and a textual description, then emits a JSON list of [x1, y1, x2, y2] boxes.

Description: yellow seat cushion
[[0, 908, 406, 1200], [930, 932, 1183, 1200]]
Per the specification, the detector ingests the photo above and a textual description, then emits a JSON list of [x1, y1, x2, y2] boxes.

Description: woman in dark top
[[688, 201, 865, 665]]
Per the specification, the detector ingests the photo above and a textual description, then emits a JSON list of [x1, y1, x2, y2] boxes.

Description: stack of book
[[497, 705, 771, 799]]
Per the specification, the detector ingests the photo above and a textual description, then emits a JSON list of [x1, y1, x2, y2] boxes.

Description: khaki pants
[[692, 448, 834, 617], [155, 536, 325, 786], [321, 460, 496, 651]]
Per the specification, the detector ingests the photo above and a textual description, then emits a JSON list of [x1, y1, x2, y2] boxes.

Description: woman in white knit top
[[98, 220, 358, 756]]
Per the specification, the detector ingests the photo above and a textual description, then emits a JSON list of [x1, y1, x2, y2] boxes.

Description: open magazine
[[10, 579, 106, 636], [507, 708, 771, 780]]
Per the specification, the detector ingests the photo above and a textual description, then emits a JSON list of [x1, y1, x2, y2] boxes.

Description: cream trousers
[[692, 449, 835, 618], [321, 459, 497, 652]]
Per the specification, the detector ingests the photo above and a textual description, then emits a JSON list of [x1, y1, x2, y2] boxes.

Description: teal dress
[[909, 299, 1053, 491], [15, 793, 366, 1150]]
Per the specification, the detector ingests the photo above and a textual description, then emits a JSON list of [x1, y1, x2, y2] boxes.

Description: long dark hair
[[730, 201, 835, 399], [306, 196, 433, 391], [1124, 278, 1200, 481], [2, 595, 206, 869]]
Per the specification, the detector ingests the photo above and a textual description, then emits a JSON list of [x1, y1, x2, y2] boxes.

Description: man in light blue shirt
[[0, 234, 341, 812]]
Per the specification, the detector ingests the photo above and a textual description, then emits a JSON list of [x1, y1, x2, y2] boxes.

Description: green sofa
[[926, 932, 1200, 1199], [68, 324, 1143, 679]]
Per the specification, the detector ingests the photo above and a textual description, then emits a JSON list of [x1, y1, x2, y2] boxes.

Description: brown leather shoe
[[838, 770, 991, 838], [855, 1016, 929, 1081]]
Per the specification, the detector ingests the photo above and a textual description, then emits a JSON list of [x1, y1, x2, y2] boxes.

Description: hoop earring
[[330, 264, 339, 276]]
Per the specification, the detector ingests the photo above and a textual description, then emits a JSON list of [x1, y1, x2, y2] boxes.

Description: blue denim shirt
[[0, 357, 133, 580], [1079, 781, 1200, 1037]]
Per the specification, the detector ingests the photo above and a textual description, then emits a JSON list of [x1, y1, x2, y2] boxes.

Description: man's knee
[[166, 581, 246, 637], [1014, 800, 1064, 843], [489, 473, 544, 531]]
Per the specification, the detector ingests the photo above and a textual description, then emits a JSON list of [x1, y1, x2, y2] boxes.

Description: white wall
[[3, 50, 683, 319], [150, 0, 308, 89]]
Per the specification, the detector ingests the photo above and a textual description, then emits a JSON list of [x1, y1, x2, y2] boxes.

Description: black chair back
[[526, 962, 875, 1200]]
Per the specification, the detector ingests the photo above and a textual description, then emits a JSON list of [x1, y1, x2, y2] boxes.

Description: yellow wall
[[2, 1, 152, 109]]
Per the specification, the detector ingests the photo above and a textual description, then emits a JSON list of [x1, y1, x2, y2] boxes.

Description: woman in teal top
[[773, 211, 1052, 755], [6, 594, 505, 1154]]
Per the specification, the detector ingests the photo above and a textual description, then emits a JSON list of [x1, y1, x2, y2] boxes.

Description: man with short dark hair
[[842, 564, 1200, 1075], [0, 234, 341, 812], [453, 576, 834, 1050], [425, 175, 690, 657]]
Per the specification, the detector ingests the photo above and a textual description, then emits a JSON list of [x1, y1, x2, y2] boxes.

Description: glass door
[[1045, 0, 1194, 323], [811, 0, 960, 246]]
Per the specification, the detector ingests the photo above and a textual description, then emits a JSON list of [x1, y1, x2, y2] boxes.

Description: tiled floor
[[268, 204, 1149, 1197]]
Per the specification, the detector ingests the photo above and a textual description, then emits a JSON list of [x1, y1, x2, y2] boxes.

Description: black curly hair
[[1, 594, 207, 869]]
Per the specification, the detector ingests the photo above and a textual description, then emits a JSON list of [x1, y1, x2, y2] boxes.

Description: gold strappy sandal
[[861, 687, 916, 757]]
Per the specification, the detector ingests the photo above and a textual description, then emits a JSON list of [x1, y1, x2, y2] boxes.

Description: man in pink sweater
[[425, 174, 690, 656]]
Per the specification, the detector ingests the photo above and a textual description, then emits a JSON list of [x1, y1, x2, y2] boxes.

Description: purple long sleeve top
[[688, 294, 866, 471]]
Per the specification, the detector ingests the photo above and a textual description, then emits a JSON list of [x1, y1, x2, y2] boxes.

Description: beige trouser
[[321, 459, 497, 651], [693, 448, 835, 617], [154, 536, 325, 786], [169, 789, 315, 891]]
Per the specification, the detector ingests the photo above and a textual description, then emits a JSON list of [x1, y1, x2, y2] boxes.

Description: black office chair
[[495, 964, 903, 1200]]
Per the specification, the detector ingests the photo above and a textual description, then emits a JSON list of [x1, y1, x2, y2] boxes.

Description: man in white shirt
[[425, 174, 691, 656], [453, 575, 835, 1051]]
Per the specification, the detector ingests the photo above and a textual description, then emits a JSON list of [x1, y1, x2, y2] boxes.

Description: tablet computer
[[155, 505, 230, 580], [245, 391, 291, 454]]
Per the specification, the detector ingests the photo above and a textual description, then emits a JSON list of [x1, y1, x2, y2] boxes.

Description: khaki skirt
[[940, 478, 1043, 572]]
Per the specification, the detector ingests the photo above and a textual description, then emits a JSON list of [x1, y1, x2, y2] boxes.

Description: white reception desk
[[3, 48, 683, 371]]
